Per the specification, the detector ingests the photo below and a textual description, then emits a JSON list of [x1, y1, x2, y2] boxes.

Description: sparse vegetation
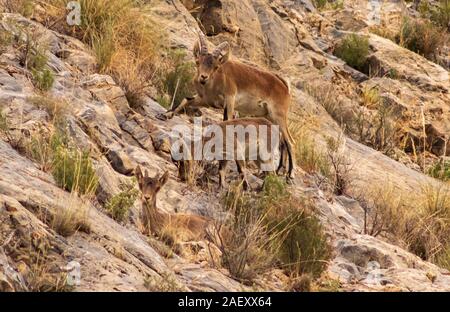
[[358, 183, 406, 237], [1, 0, 34, 16], [213, 176, 331, 281], [24, 128, 67, 172], [52, 145, 98, 195], [17, 28, 54, 91], [157, 49, 196, 110], [334, 34, 369, 71], [398, 17, 446, 62], [304, 82, 399, 157], [27, 96, 67, 122], [418, 0, 450, 31], [39, 0, 164, 108], [325, 134, 353, 196], [51, 194, 91, 237], [428, 159, 450, 181], [313, 0, 343, 10], [289, 122, 331, 179], [359, 181, 450, 269], [105, 179, 139, 222], [144, 272, 185, 292], [405, 184, 450, 263]]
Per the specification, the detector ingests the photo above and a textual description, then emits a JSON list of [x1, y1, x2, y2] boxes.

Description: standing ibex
[[135, 166, 211, 241], [160, 33, 295, 179]]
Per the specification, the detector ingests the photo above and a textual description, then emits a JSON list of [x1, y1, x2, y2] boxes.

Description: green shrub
[[216, 175, 331, 280], [18, 29, 54, 91], [159, 49, 196, 110], [25, 128, 67, 172], [105, 179, 139, 222], [431, 0, 450, 30], [32, 68, 55, 92], [398, 18, 445, 61], [0, 111, 7, 132], [0, 28, 13, 53], [46, 0, 164, 108], [261, 175, 332, 278], [52, 145, 98, 195], [428, 159, 450, 181], [313, 0, 342, 10], [334, 34, 369, 71], [289, 123, 331, 178], [313, 0, 328, 9], [419, 0, 450, 30]]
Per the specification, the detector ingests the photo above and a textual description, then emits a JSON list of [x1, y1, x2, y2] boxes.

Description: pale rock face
[[1, 1, 450, 292]]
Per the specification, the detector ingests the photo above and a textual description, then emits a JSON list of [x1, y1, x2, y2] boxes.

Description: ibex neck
[[142, 196, 166, 234]]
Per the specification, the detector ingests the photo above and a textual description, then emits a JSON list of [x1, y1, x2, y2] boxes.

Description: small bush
[[419, 0, 450, 30], [436, 244, 450, 271], [214, 176, 331, 281], [334, 34, 369, 71], [44, 0, 164, 108], [0, 28, 13, 53], [105, 179, 139, 222], [398, 18, 445, 62], [32, 68, 55, 92], [27, 96, 67, 122], [313, 0, 342, 10], [428, 159, 450, 181], [51, 194, 91, 237], [214, 183, 277, 281], [261, 176, 331, 278], [357, 183, 406, 237], [289, 122, 331, 178], [358, 181, 450, 270], [25, 128, 67, 172], [158, 49, 196, 110], [144, 272, 185, 291], [17, 29, 54, 91], [405, 184, 450, 262], [325, 134, 353, 196], [52, 145, 98, 195], [0, 111, 7, 132], [1, 0, 34, 16]]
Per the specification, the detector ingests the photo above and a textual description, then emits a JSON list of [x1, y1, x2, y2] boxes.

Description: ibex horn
[[212, 42, 230, 58], [198, 31, 208, 55]]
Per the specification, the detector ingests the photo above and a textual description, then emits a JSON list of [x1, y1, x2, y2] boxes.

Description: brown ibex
[[160, 33, 294, 180], [135, 166, 211, 241], [175, 117, 280, 189]]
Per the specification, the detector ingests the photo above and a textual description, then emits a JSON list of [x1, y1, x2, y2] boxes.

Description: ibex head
[[135, 166, 169, 202], [193, 32, 230, 85]]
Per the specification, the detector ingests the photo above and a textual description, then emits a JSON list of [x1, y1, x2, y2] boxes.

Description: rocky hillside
[[1, 0, 449, 292]]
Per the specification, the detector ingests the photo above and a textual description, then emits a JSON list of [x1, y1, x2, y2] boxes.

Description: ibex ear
[[213, 42, 230, 64], [193, 41, 201, 59], [135, 166, 144, 188], [159, 171, 170, 188]]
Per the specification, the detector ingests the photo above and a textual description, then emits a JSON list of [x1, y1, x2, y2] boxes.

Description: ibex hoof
[[286, 176, 294, 185], [157, 111, 176, 121], [242, 179, 250, 191], [156, 113, 169, 121]]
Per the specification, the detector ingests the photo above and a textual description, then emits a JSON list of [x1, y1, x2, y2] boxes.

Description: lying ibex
[[135, 166, 211, 241], [175, 117, 280, 189], [161, 33, 294, 179]]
